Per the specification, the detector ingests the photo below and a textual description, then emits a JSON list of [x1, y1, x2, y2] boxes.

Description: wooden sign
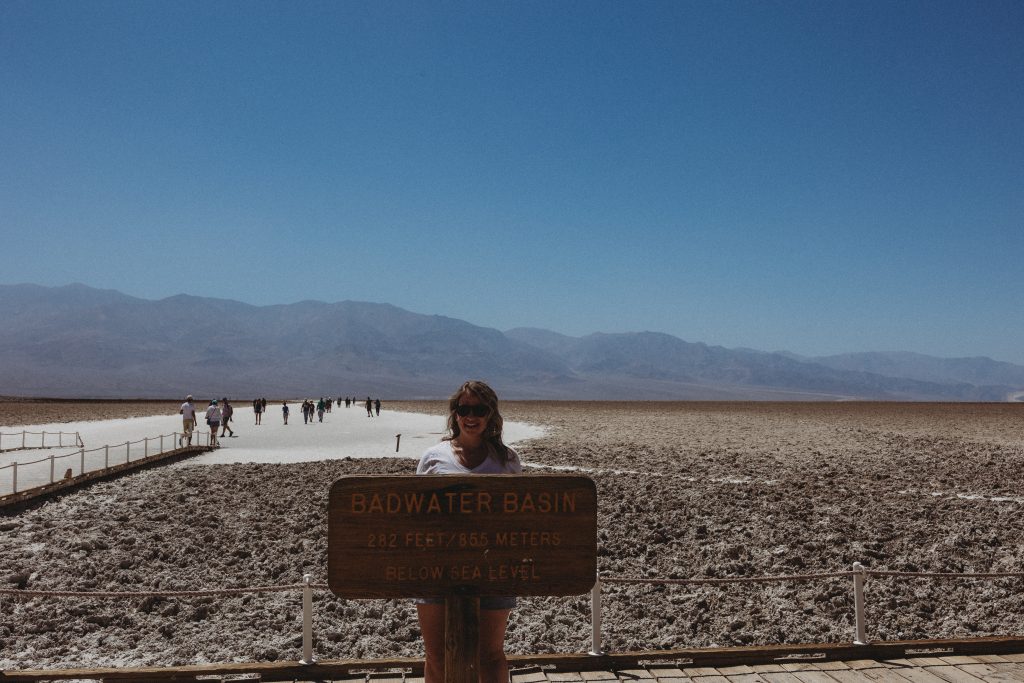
[[328, 474, 597, 599]]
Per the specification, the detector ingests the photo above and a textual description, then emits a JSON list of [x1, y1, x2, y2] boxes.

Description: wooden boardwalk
[[506, 653, 1024, 683], [3, 640, 1023, 683]]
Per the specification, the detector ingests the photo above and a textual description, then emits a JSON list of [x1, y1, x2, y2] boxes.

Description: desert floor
[[1, 400, 1023, 670]]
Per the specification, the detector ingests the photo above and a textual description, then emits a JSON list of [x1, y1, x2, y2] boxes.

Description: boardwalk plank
[[855, 666, 918, 683], [827, 670, 888, 683], [988, 664, 1024, 683], [617, 669, 656, 680], [647, 666, 688, 683], [580, 672, 620, 681], [958, 664, 1024, 683], [883, 665, 950, 683], [755, 671, 809, 683], [787, 669, 843, 683], [682, 675, 731, 683], [547, 673, 585, 681], [512, 668, 550, 683], [956, 665, 1001, 679], [723, 673, 771, 683], [921, 665, 989, 683], [717, 666, 758, 675]]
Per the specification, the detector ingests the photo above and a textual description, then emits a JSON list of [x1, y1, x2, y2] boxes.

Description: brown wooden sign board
[[328, 474, 597, 599]]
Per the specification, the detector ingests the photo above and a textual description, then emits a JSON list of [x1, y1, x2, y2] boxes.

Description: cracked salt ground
[[1, 401, 1023, 668]]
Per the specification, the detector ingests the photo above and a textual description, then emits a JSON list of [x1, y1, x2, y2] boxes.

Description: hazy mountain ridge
[[1, 284, 1021, 401], [795, 351, 1024, 388]]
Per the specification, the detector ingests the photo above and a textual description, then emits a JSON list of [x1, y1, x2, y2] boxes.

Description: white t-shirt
[[417, 441, 522, 475], [180, 402, 197, 420]]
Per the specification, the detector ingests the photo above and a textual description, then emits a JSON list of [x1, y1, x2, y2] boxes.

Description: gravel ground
[[1, 400, 1023, 670]]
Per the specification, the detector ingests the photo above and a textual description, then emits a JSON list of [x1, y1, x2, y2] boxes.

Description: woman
[[416, 380, 521, 683], [204, 399, 221, 447]]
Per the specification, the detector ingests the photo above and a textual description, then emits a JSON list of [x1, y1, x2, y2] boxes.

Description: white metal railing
[[0, 429, 212, 497], [0, 564, 1021, 665], [0, 429, 83, 452], [590, 563, 1024, 654]]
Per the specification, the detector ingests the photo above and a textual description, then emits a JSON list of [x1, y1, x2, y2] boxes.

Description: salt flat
[[0, 404, 546, 492]]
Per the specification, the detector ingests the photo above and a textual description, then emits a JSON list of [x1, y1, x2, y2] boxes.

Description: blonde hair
[[444, 380, 510, 464]]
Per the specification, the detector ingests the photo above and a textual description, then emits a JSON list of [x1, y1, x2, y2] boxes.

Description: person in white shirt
[[205, 399, 221, 447], [415, 380, 521, 683], [179, 395, 197, 446]]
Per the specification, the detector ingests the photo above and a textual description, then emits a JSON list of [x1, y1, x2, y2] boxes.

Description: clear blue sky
[[3, 1, 1023, 364]]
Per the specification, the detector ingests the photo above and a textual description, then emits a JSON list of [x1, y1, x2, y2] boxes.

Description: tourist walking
[[374, 398, 381, 416], [282, 401, 290, 425], [365, 396, 373, 417], [205, 400, 221, 447], [179, 395, 197, 446], [317, 397, 326, 422], [220, 398, 234, 438], [415, 380, 520, 683], [253, 397, 263, 425]]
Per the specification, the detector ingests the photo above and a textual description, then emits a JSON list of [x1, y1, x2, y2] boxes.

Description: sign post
[[328, 474, 597, 681]]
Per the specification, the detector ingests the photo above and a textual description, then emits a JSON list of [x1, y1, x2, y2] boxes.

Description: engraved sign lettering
[[328, 474, 597, 599]]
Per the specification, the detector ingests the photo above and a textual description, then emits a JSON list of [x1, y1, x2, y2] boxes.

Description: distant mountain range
[[1, 283, 1022, 401]]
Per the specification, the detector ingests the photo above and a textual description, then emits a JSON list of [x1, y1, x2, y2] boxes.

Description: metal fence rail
[[0, 430, 83, 452], [0, 429, 214, 497], [2, 564, 1021, 665]]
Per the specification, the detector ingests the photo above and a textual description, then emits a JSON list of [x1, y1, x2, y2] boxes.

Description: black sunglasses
[[454, 404, 490, 418]]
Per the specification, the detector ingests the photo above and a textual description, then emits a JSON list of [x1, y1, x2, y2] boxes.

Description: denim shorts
[[414, 596, 516, 610]]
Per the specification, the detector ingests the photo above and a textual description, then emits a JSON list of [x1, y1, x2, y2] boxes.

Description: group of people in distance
[[300, 398, 329, 424], [179, 394, 386, 435], [178, 380, 514, 682], [178, 395, 236, 447]]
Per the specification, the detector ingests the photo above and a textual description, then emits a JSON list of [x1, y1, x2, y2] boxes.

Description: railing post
[[42, 431, 46, 448], [590, 575, 603, 655], [853, 562, 867, 645], [49, 453, 55, 483], [104, 445, 109, 469], [22, 430, 26, 449], [80, 448, 85, 476], [395, 433, 401, 452], [160, 434, 164, 454], [126, 441, 131, 463], [300, 573, 315, 664], [11, 461, 17, 494], [77, 432, 83, 447]]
